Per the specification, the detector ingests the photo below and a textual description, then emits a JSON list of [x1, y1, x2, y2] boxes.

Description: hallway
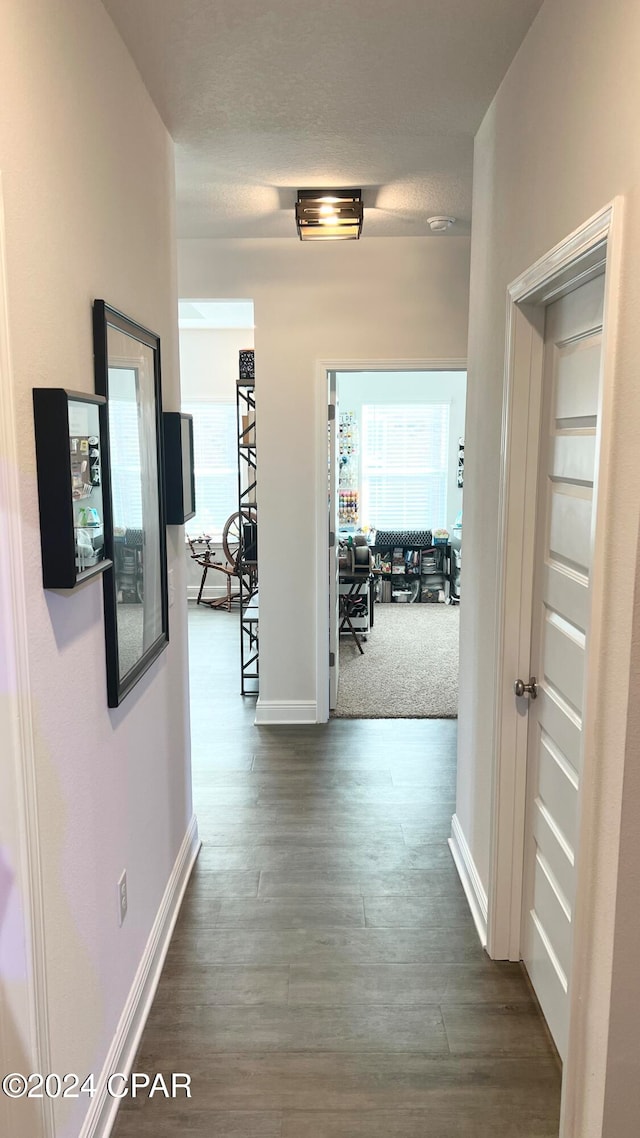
[[113, 608, 561, 1137]]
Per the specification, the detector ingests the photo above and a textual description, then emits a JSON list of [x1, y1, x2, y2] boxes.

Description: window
[[360, 403, 449, 529], [182, 400, 237, 537], [108, 375, 143, 531]]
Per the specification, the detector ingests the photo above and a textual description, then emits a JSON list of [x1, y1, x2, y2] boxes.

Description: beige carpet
[[333, 602, 459, 719]]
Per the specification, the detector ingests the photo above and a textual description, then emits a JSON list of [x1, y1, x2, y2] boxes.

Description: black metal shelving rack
[[237, 354, 259, 695], [448, 536, 461, 605], [372, 534, 450, 603]]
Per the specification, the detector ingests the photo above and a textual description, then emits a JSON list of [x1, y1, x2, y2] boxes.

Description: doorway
[[520, 271, 604, 1060], [489, 203, 623, 1136], [327, 367, 466, 720], [178, 298, 257, 768], [178, 298, 255, 608]]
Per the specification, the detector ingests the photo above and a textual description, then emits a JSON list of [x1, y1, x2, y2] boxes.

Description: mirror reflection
[[106, 327, 164, 681]]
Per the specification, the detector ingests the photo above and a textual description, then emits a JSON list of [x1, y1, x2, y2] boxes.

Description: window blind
[[361, 403, 449, 529], [182, 400, 237, 537], [108, 398, 143, 530]]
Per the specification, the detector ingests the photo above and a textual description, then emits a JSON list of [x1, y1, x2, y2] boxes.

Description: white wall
[[180, 326, 254, 402], [337, 370, 466, 533], [179, 236, 470, 711], [0, 3, 191, 1136], [459, 0, 640, 1133]]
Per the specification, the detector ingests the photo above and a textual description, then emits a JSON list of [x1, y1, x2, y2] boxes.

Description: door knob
[[514, 676, 538, 699]]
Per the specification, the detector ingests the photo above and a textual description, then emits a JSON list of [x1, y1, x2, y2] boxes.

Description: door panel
[[554, 336, 601, 420], [521, 272, 604, 1061], [551, 432, 596, 484], [531, 799, 575, 905], [538, 731, 579, 849], [526, 914, 569, 1059], [542, 563, 589, 634], [549, 484, 593, 570], [536, 687, 582, 775], [533, 854, 572, 978], [543, 613, 585, 713]]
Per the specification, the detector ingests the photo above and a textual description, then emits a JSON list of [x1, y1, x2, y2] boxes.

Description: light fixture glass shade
[[296, 189, 363, 240]]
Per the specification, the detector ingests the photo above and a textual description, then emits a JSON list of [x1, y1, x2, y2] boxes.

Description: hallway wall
[[0, 2, 191, 1136], [180, 326, 255, 403], [458, 0, 640, 1133], [178, 236, 470, 715]]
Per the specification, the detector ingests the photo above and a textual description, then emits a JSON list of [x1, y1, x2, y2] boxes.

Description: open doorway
[[179, 299, 255, 603], [178, 298, 257, 762], [329, 368, 466, 719]]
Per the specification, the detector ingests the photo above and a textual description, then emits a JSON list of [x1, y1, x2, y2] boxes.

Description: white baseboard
[[255, 699, 318, 725], [79, 814, 201, 1138], [448, 813, 488, 948]]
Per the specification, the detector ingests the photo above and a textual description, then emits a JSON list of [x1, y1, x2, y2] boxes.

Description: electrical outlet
[[117, 870, 128, 927], [168, 567, 175, 608]]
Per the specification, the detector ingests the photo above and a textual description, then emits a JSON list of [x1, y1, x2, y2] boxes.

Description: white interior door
[[520, 272, 604, 1061], [328, 374, 339, 709]]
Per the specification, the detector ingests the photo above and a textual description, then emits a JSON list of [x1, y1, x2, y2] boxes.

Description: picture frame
[[93, 300, 169, 707], [163, 411, 196, 524]]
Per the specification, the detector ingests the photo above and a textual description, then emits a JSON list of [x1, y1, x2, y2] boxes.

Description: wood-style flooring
[[113, 606, 561, 1137]]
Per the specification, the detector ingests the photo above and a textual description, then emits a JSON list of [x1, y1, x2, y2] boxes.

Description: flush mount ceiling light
[[427, 215, 456, 233], [295, 189, 363, 241]]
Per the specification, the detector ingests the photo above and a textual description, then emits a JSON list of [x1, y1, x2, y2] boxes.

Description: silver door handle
[[514, 676, 538, 699]]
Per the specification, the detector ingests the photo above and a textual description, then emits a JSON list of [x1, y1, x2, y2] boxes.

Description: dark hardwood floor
[[113, 605, 561, 1137]]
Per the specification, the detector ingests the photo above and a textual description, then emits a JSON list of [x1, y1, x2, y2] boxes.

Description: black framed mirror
[[93, 301, 169, 707]]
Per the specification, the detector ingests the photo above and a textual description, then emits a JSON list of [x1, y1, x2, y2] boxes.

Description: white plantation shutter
[[108, 397, 143, 530], [361, 404, 449, 529], [182, 400, 237, 537]]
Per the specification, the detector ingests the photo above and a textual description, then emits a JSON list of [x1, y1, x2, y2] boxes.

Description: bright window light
[[361, 403, 449, 529]]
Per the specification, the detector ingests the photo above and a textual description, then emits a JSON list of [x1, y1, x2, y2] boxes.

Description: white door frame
[[315, 357, 467, 723], [489, 201, 625, 1136], [328, 371, 338, 711], [0, 178, 53, 1136]]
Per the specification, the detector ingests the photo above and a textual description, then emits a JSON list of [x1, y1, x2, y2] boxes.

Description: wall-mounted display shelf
[[163, 412, 196, 524], [33, 388, 112, 590]]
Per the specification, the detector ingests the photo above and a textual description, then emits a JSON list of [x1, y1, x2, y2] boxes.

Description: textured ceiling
[[103, 0, 543, 239]]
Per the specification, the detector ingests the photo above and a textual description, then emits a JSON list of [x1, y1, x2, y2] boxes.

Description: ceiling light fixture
[[427, 215, 456, 233], [296, 189, 363, 241]]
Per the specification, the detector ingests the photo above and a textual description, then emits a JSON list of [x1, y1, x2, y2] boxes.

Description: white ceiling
[[103, 0, 543, 240]]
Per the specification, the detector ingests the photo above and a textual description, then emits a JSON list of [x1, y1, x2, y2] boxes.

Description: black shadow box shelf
[[33, 388, 112, 590], [163, 411, 196, 524]]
